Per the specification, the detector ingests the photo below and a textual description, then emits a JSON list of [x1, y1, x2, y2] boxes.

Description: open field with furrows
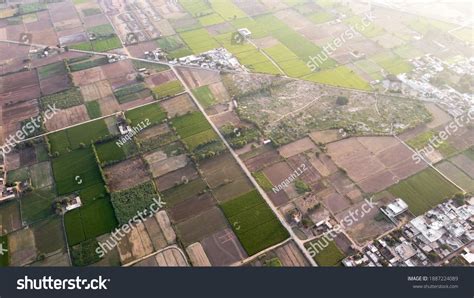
[[224, 73, 432, 145], [0, 201, 22, 236], [104, 157, 151, 192], [220, 190, 289, 256], [327, 137, 427, 194], [387, 168, 460, 216], [305, 238, 345, 266]]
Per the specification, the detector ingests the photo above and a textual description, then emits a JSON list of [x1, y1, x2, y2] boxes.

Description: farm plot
[[125, 102, 167, 127], [32, 216, 67, 256], [104, 157, 151, 192], [110, 181, 159, 225], [30, 161, 54, 189], [154, 164, 199, 192], [220, 190, 289, 256], [327, 137, 427, 193], [387, 168, 460, 216], [47, 118, 111, 154], [171, 111, 219, 150], [39, 88, 83, 110], [38, 61, 72, 95], [80, 80, 113, 102], [160, 94, 197, 117], [152, 80, 184, 100], [450, 152, 474, 178], [435, 161, 474, 192], [179, 28, 220, 54], [113, 83, 152, 104], [161, 177, 208, 208], [20, 186, 56, 225], [200, 228, 247, 266], [64, 198, 118, 246], [305, 238, 345, 266], [51, 148, 104, 195], [303, 66, 371, 90], [169, 192, 215, 223], [175, 207, 228, 247], [0, 200, 22, 235], [200, 153, 254, 202], [371, 51, 412, 75], [94, 139, 129, 165], [155, 36, 193, 59]]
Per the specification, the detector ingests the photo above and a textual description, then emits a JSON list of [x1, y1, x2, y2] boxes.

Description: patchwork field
[[220, 190, 289, 256]]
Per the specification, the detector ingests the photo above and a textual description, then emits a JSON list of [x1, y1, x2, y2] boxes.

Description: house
[[237, 28, 251, 39]]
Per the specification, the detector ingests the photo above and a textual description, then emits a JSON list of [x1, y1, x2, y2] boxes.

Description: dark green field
[[40, 88, 83, 110], [48, 118, 111, 154], [110, 181, 159, 225], [21, 186, 56, 225], [51, 148, 104, 195], [64, 198, 118, 246], [125, 103, 167, 127], [220, 189, 289, 255], [95, 140, 126, 165]]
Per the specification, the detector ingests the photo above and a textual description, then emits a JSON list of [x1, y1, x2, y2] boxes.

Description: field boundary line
[[121, 245, 189, 267]]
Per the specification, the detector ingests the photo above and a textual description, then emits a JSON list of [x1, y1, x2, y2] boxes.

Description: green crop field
[[345, 15, 385, 38], [114, 83, 151, 104], [37, 61, 68, 80], [371, 51, 413, 75], [220, 190, 289, 255], [388, 168, 460, 216], [407, 130, 458, 158], [180, 0, 213, 17], [125, 102, 167, 127], [306, 239, 345, 266], [48, 118, 111, 154], [94, 140, 126, 165], [110, 181, 159, 225], [85, 101, 102, 119], [20, 186, 56, 225], [182, 129, 219, 150], [192, 85, 217, 108], [254, 14, 336, 69], [199, 13, 225, 26], [68, 57, 109, 72], [88, 24, 115, 37], [152, 80, 184, 99], [32, 216, 66, 255], [180, 28, 220, 54], [171, 111, 212, 138], [51, 148, 104, 195], [64, 198, 118, 246], [40, 88, 83, 110], [252, 171, 273, 192], [91, 36, 122, 52], [303, 66, 371, 90], [209, 0, 246, 20]]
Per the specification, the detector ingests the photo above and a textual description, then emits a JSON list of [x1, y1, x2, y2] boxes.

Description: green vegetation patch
[[71, 238, 102, 266], [85, 101, 101, 119], [152, 80, 184, 100], [172, 111, 212, 139], [192, 85, 217, 108], [51, 148, 104, 195], [21, 186, 56, 225], [407, 130, 458, 158], [110, 181, 159, 225], [91, 36, 122, 52], [38, 61, 68, 80], [68, 56, 109, 72], [180, 28, 220, 54], [40, 88, 83, 110], [388, 168, 460, 216], [125, 102, 167, 127], [306, 239, 345, 266], [64, 198, 118, 246], [94, 140, 127, 165], [220, 190, 289, 255], [114, 83, 151, 104]]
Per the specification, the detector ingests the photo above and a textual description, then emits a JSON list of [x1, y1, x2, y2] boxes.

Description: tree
[[336, 96, 349, 105]]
